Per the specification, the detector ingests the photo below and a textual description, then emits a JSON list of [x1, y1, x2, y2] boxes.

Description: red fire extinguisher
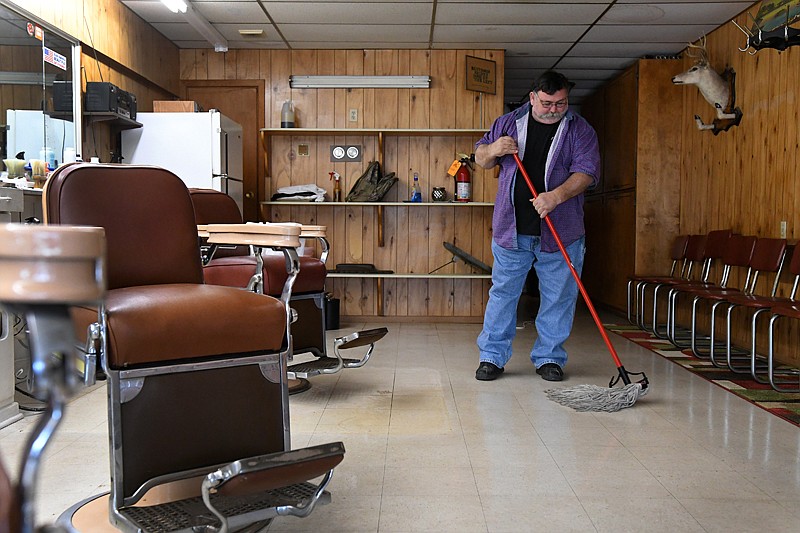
[[454, 154, 474, 202]]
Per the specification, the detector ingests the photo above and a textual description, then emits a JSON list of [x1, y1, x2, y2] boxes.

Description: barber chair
[[0, 224, 104, 533], [37, 163, 344, 532], [189, 189, 386, 390]]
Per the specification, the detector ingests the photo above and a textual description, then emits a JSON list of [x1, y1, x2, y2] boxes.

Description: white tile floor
[[3, 308, 800, 532]]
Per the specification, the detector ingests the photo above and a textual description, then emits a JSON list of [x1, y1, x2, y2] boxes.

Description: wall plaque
[[465, 55, 496, 94]]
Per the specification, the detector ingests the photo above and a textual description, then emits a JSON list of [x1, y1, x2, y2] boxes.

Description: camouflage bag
[[345, 161, 398, 202]]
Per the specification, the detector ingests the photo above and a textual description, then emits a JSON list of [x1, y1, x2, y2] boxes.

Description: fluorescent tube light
[[160, 0, 187, 13], [290, 76, 431, 89], [183, 1, 228, 52]]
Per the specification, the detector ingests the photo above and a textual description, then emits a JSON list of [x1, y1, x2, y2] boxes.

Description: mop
[[513, 154, 649, 411]]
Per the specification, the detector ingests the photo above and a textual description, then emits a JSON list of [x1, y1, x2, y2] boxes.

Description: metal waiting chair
[[665, 233, 755, 352], [768, 302, 800, 392], [678, 236, 786, 368], [722, 244, 800, 388], [661, 229, 733, 345], [626, 234, 688, 325], [638, 234, 708, 335], [42, 163, 345, 531]]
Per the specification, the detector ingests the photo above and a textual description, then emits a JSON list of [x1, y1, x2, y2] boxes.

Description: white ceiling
[[120, 0, 758, 105]]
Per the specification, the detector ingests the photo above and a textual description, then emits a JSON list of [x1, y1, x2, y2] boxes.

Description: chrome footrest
[[288, 357, 360, 378], [118, 482, 330, 533]]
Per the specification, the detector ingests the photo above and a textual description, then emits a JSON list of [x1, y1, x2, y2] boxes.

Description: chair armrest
[[207, 223, 301, 249]]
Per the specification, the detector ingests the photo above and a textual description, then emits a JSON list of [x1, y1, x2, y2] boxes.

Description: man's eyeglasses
[[533, 92, 568, 110]]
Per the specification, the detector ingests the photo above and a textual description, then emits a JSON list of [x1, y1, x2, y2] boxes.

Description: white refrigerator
[[121, 110, 244, 212]]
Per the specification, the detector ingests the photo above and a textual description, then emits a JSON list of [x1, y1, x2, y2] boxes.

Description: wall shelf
[[84, 111, 141, 130], [259, 127, 486, 172], [262, 200, 493, 247], [259, 127, 493, 317]]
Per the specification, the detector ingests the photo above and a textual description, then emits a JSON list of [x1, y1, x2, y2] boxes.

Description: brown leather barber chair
[[38, 163, 344, 532], [0, 224, 104, 533], [190, 188, 329, 359], [189, 189, 386, 387]]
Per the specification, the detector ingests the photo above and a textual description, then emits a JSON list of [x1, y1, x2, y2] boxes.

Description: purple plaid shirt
[[477, 103, 600, 253]]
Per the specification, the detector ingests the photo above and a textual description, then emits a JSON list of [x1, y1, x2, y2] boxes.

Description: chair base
[[59, 485, 330, 532], [288, 377, 312, 395], [289, 357, 362, 379]]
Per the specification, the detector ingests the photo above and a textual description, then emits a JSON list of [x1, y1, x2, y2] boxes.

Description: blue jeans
[[478, 235, 585, 369]]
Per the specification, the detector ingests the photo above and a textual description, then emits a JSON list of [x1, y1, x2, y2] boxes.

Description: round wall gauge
[[346, 146, 360, 159], [332, 146, 345, 159]]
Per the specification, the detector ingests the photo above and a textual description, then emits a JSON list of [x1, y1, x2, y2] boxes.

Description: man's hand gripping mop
[[513, 154, 649, 411]]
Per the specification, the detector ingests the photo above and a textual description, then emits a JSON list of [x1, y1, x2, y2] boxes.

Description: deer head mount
[[671, 37, 743, 135]]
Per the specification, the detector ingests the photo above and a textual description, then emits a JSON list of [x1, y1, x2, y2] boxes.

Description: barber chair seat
[[190, 188, 328, 361], [190, 189, 386, 386], [35, 163, 344, 532]]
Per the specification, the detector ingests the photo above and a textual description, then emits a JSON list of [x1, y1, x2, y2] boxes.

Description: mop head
[[544, 382, 649, 412]]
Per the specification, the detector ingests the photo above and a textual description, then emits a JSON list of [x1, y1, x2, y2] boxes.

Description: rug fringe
[[545, 382, 648, 412]]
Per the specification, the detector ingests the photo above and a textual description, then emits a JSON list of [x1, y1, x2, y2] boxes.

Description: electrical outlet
[[781, 220, 787, 239], [349, 109, 358, 122]]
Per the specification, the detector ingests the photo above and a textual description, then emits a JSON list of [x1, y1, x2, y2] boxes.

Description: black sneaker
[[536, 363, 563, 382], [475, 362, 504, 381]]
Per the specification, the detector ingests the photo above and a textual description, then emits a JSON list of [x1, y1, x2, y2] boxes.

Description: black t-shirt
[[514, 116, 561, 236]]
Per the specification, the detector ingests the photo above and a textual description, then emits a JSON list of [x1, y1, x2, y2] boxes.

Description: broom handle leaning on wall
[[512, 154, 628, 381]]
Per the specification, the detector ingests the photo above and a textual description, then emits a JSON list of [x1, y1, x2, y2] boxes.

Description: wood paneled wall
[[181, 49, 504, 319], [8, 0, 181, 160], [11, 0, 180, 94], [679, 5, 799, 241], [675, 3, 800, 365], [0, 46, 42, 119]]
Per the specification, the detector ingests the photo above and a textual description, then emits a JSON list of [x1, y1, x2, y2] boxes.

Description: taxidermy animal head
[[671, 36, 743, 135]]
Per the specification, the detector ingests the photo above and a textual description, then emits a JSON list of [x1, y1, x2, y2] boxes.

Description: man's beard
[[533, 109, 566, 124]]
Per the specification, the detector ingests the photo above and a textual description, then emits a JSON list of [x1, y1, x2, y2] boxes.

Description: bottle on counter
[[281, 100, 295, 128], [410, 172, 422, 202]]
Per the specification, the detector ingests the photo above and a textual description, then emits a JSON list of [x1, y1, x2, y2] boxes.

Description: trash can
[[325, 294, 340, 330]]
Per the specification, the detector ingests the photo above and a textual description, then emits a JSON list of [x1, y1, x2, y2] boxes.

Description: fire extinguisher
[[454, 153, 474, 202]]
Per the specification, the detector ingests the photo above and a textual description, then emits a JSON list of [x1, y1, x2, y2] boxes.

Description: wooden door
[[183, 81, 265, 221]]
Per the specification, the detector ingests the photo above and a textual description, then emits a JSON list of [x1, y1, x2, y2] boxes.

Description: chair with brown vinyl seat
[[190, 188, 329, 359], [42, 163, 344, 531], [190, 189, 386, 386]]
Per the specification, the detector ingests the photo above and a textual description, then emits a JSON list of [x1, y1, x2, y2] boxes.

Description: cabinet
[[581, 59, 683, 313], [259, 128, 495, 318]]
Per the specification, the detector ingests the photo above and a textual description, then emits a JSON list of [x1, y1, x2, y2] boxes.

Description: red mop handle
[[512, 153, 624, 370]]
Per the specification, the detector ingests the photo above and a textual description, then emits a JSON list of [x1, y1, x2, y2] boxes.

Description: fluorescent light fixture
[[183, 1, 228, 52], [160, 0, 187, 13], [238, 29, 264, 36], [290, 76, 431, 89]]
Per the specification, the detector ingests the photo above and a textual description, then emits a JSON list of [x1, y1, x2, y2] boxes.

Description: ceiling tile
[[583, 24, 719, 42], [280, 24, 430, 42], [435, 3, 607, 24], [264, 2, 431, 24], [193, 1, 268, 23], [434, 24, 588, 43]]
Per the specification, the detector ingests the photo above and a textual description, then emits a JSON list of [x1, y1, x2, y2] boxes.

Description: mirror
[[0, 0, 81, 176]]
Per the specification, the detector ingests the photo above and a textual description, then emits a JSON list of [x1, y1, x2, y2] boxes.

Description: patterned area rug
[[606, 324, 800, 428]]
